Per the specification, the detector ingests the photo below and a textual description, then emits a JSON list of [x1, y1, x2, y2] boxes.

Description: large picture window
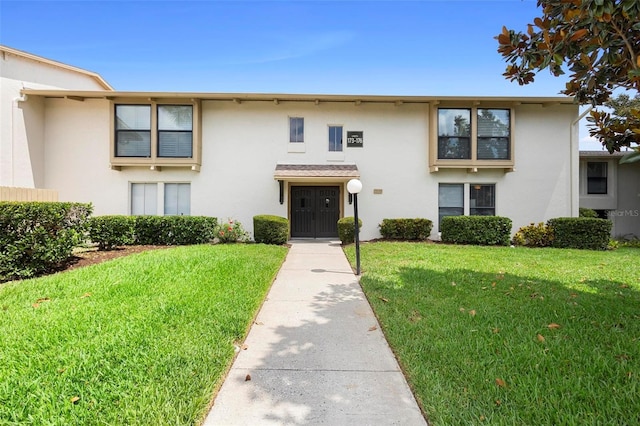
[[158, 105, 193, 158], [116, 105, 151, 157]]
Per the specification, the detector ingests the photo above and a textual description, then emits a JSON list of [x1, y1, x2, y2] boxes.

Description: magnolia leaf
[[245, 374, 252, 381], [70, 396, 80, 404], [495, 378, 507, 387], [378, 297, 389, 303], [469, 310, 477, 317], [548, 323, 561, 329], [537, 334, 546, 342], [368, 325, 378, 332]]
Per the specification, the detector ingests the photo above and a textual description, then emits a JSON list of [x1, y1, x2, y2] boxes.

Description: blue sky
[[0, 0, 600, 148]]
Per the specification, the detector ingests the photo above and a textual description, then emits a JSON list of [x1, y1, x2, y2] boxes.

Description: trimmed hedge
[[379, 218, 433, 240], [253, 215, 289, 245], [0, 202, 92, 281], [441, 216, 512, 246], [88, 215, 135, 250], [133, 216, 218, 246], [338, 216, 363, 245], [547, 217, 611, 250]]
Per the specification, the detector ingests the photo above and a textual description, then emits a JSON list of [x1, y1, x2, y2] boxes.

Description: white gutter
[[10, 93, 28, 186]]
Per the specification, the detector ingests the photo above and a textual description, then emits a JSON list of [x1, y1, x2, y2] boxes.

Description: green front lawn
[[0, 244, 287, 425], [344, 242, 640, 425]]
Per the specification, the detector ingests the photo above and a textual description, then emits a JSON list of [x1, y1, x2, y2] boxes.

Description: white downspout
[[571, 105, 593, 216], [10, 92, 28, 186]]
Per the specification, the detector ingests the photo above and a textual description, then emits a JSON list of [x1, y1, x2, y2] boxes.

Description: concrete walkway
[[203, 240, 427, 426]]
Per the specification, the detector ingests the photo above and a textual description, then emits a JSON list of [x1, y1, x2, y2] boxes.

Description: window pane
[[164, 183, 191, 215], [587, 162, 607, 194], [290, 117, 304, 143], [470, 184, 495, 215], [116, 131, 151, 157], [439, 184, 464, 207], [439, 184, 464, 229], [438, 109, 471, 159], [438, 109, 470, 137], [329, 126, 343, 152], [158, 105, 192, 131], [477, 137, 509, 160], [158, 132, 193, 157], [131, 183, 157, 215], [438, 137, 471, 159], [477, 109, 509, 137], [116, 105, 150, 130]]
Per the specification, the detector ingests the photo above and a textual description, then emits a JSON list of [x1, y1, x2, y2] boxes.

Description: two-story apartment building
[[2, 45, 582, 240]]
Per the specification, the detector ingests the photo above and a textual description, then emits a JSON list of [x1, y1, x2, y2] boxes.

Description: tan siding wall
[[0, 186, 58, 201]]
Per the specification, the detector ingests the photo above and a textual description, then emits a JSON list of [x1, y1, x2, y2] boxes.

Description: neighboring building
[[0, 45, 112, 193], [580, 151, 640, 239], [2, 45, 581, 240]]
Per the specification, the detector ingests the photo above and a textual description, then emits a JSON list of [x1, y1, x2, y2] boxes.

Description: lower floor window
[[438, 183, 496, 228], [131, 183, 157, 215], [164, 183, 191, 215], [130, 182, 190, 216]]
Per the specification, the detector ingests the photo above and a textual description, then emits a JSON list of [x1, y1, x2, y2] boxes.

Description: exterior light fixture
[[347, 178, 363, 275]]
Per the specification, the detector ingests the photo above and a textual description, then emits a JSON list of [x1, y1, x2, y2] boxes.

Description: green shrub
[[338, 216, 363, 245], [441, 216, 512, 246], [88, 215, 135, 250], [379, 218, 433, 240], [547, 217, 612, 250], [0, 202, 92, 281], [215, 219, 249, 243], [579, 207, 599, 218], [512, 222, 554, 247], [254, 215, 289, 245], [134, 216, 217, 245]]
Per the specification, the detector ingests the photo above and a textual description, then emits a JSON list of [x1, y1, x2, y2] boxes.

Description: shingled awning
[[274, 164, 360, 181]]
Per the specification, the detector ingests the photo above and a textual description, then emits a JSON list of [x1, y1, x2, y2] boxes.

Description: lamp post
[[347, 178, 362, 275]]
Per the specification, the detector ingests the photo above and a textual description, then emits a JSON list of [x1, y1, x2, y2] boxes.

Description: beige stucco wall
[[39, 97, 577, 240], [0, 49, 108, 187]]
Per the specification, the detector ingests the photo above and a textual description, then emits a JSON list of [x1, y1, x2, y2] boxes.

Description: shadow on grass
[[360, 266, 640, 425]]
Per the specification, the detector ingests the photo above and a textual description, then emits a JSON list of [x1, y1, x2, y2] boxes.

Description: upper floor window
[[438, 109, 471, 159], [477, 109, 510, 160], [329, 126, 343, 152], [158, 106, 193, 158], [587, 162, 607, 194], [115, 103, 193, 159], [436, 108, 512, 162], [289, 117, 304, 143], [116, 105, 151, 157]]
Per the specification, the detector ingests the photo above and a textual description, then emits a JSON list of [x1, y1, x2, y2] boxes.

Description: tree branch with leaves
[[496, 0, 640, 158]]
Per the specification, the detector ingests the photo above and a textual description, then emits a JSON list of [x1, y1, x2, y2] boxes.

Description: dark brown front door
[[290, 186, 340, 238]]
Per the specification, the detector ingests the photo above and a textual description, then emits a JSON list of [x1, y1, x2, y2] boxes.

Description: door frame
[[287, 182, 345, 238]]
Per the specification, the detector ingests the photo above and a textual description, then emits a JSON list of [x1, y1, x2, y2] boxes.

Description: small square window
[[164, 183, 191, 216], [470, 184, 495, 216], [131, 183, 157, 215], [438, 184, 464, 227]]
